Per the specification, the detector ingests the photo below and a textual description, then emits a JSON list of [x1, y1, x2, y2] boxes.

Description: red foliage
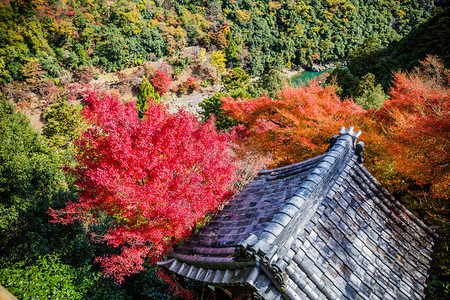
[[156, 269, 195, 299], [222, 56, 449, 227], [174, 77, 200, 95], [50, 92, 237, 282], [64, 83, 91, 101], [223, 83, 365, 166], [184, 77, 200, 92], [150, 70, 172, 96]]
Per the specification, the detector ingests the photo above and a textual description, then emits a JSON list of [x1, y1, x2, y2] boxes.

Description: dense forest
[[0, 0, 449, 299], [0, 0, 441, 83]]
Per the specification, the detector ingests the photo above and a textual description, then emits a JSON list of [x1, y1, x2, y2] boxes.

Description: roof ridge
[[256, 154, 325, 175], [235, 127, 363, 292]]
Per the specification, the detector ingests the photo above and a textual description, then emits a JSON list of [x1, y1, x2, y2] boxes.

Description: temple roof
[[158, 127, 435, 299]]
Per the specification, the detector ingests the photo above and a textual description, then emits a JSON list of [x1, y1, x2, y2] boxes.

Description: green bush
[[43, 99, 85, 152], [170, 53, 191, 77], [137, 76, 160, 118], [0, 254, 93, 300], [94, 25, 128, 72], [354, 84, 388, 110], [248, 69, 289, 98], [222, 67, 250, 93], [199, 92, 238, 131]]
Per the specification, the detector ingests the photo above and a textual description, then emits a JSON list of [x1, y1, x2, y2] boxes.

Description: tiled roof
[[158, 127, 435, 299]]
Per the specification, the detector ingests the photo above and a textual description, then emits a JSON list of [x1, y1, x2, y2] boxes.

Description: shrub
[[0, 254, 94, 300], [150, 70, 172, 96], [137, 76, 160, 118]]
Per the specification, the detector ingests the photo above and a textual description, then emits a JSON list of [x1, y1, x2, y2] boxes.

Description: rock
[[306, 59, 348, 72]]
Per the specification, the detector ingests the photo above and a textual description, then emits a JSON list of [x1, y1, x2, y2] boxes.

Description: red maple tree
[[150, 70, 172, 96], [50, 92, 237, 282]]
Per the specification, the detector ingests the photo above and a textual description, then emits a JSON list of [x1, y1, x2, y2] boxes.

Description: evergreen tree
[[137, 76, 160, 119]]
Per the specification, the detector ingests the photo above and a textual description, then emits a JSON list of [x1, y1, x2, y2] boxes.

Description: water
[[291, 69, 330, 86]]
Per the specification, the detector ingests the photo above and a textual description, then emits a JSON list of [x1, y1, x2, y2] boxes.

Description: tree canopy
[[50, 92, 238, 282]]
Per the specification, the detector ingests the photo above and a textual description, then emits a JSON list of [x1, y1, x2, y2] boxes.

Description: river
[[291, 69, 330, 86]]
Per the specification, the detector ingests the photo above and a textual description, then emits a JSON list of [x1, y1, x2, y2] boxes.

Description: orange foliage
[[222, 56, 449, 223], [373, 57, 450, 199], [223, 83, 365, 167]]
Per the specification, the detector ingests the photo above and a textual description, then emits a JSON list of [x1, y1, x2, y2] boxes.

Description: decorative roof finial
[[327, 126, 364, 163], [338, 126, 361, 144]]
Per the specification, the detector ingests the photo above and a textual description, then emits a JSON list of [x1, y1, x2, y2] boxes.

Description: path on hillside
[[162, 85, 221, 115]]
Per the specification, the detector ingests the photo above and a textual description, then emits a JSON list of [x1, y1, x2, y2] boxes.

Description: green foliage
[[0, 254, 93, 299], [0, 4, 29, 83], [426, 275, 450, 300], [0, 0, 443, 82], [180, 9, 211, 45], [127, 27, 165, 65], [225, 32, 238, 66], [199, 93, 238, 131], [170, 53, 191, 76], [248, 69, 289, 98], [347, 7, 450, 89], [137, 76, 160, 118], [42, 98, 86, 152], [222, 67, 250, 92], [0, 100, 64, 233], [94, 25, 128, 72], [0, 98, 192, 299], [328, 67, 387, 108], [354, 84, 388, 110]]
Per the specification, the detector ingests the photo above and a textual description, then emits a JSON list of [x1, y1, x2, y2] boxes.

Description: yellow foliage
[[323, 10, 333, 20], [23, 21, 50, 52], [294, 24, 304, 37], [52, 19, 75, 37], [31, 0, 44, 6], [198, 48, 206, 63], [325, 0, 346, 6], [268, 1, 282, 11], [148, 19, 159, 27], [81, 26, 95, 39], [222, 26, 230, 35], [310, 26, 320, 34], [122, 11, 140, 23], [223, 8, 232, 16], [295, 3, 311, 12], [397, 9, 406, 19], [137, 0, 147, 11], [210, 50, 227, 75], [342, 3, 355, 14], [180, 9, 211, 37], [84, 12, 96, 23], [236, 9, 252, 22]]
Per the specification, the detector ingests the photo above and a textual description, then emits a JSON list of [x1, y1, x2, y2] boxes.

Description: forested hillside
[[0, 0, 439, 84], [328, 6, 450, 101]]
